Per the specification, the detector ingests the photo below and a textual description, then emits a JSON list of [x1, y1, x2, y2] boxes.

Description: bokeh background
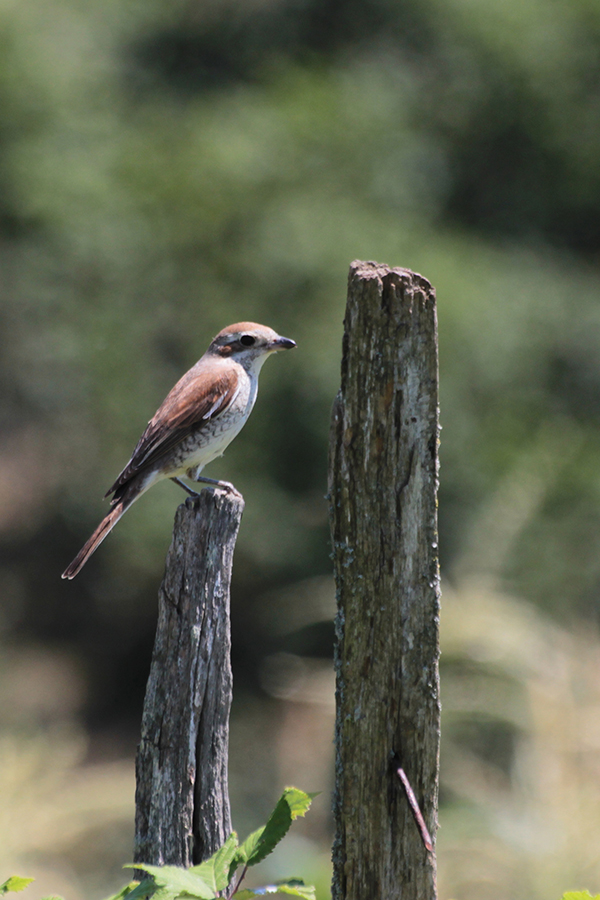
[[2, 0, 600, 897]]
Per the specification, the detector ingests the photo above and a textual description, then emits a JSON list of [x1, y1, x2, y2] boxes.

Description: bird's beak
[[271, 335, 297, 351]]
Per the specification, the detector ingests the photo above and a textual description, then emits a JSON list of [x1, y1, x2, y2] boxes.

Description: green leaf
[[144, 890, 178, 900], [234, 788, 315, 869], [190, 832, 238, 892], [125, 791, 315, 899], [104, 880, 157, 900], [183, 860, 216, 898], [234, 826, 265, 868], [0, 877, 35, 894], [101, 883, 138, 900], [275, 884, 316, 899], [234, 881, 316, 899], [127, 864, 216, 900], [562, 894, 600, 900], [285, 791, 319, 818]]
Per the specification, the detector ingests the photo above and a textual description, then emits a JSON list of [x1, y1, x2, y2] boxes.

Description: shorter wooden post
[[134, 487, 244, 867]]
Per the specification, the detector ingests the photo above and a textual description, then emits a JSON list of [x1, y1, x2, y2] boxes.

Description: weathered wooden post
[[134, 487, 244, 867], [329, 261, 441, 900]]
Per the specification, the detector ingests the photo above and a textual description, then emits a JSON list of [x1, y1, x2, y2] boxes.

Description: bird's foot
[[172, 474, 242, 499], [193, 475, 242, 498]]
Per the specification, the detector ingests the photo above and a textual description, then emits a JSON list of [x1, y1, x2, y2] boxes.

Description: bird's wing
[[105, 367, 240, 496]]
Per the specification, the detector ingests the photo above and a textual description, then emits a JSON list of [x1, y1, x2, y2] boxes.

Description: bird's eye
[[240, 335, 256, 347]]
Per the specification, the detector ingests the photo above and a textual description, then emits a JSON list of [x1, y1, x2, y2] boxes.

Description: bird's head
[[209, 322, 296, 367]]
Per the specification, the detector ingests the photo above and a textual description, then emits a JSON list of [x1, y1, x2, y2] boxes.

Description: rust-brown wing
[[105, 366, 240, 496]]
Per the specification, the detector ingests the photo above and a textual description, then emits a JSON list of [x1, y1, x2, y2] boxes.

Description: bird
[[61, 322, 296, 579]]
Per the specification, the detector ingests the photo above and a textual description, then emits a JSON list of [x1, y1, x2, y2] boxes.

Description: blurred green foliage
[[1, 0, 600, 895], [0, 0, 598, 617]]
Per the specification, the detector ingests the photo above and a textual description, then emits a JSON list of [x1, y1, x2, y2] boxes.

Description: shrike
[[62, 322, 296, 579]]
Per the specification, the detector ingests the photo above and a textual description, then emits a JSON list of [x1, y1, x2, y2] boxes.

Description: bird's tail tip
[[61, 501, 126, 581], [61, 542, 100, 580], [61, 561, 81, 580]]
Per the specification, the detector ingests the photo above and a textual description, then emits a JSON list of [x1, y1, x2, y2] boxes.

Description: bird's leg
[[170, 477, 201, 497], [187, 466, 241, 496], [172, 473, 241, 497]]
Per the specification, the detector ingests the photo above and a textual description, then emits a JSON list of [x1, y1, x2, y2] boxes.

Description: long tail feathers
[[61, 500, 128, 580]]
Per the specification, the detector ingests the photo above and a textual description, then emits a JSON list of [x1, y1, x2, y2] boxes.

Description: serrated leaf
[[237, 788, 315, 868], [235, 825, 265, 867], [0, 877, 35, 894], [190, 832, 238, 892], [127, 864, 216, 900], [282, 789, 316, 820]]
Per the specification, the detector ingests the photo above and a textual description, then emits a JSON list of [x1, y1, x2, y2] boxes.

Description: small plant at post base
[[111, 787, 318, 900]]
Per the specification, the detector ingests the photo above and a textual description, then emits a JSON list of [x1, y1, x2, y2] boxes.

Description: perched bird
[[62, 322, 296, 579]]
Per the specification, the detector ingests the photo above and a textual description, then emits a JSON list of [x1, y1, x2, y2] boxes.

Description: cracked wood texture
[[134, 488, 243, 868], [329, 261, 440, 900]]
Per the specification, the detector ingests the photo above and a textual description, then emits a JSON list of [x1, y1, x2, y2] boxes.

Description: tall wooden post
[[134, 487, 243, 867], [329, 261, 441, 900]]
